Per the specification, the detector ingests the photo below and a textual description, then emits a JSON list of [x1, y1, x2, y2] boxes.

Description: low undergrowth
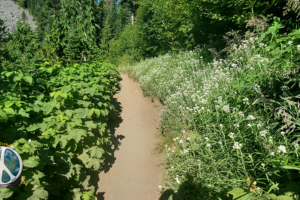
[[120, 22, 300, 199], [0, 61, 120, 199]]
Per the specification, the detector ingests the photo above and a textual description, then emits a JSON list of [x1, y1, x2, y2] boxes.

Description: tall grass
[[119, 31, 300, 199]]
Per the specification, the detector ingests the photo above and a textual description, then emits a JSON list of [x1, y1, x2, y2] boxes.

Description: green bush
[[0, 61, 120, 199]]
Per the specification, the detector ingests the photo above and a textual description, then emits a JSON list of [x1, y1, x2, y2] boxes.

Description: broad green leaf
[[69, 129, 87, 143], [0, 110, 8, 120], [94, 109, 100, 117], [23, 158, 39, 168], [228, 188, 247, 199], [85, 87, 96, 96], [85, 121, 97, 130], [59, 135, 68, 148], [4, 101, 15, 108], [33, 104, 40, 112], [74, 108, 89, 119], [27, 124, 39, 132], [0, 188, 13, 198], [23, 76, 33, 85], [13, 74, 24, 82], [18, 108, 30, 118], [32, 187, 48, 199], [277, 196, 293, 200], [89, 146, 104, 158], [3, 108, 14, 115]]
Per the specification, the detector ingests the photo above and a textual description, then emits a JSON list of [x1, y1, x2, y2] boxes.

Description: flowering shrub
[[120, 28, 300, 199]]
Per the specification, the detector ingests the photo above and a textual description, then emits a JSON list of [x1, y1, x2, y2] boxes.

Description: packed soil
[[96, 73, 164, 200]]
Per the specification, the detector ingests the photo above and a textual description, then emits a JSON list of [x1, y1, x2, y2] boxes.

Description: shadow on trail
[[89, 91, 125, 200], [159, 176, 230, 200]]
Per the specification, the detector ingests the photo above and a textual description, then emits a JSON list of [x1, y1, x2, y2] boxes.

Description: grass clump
[[120, 25, 300, 199]]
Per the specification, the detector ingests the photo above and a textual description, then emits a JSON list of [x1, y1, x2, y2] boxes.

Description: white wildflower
[[280, 131, 285, 136], [186, 137, 190, 141], [257, 124, 262, 128], [159, 185, 162, 189], [243, 98, 249, 102], [223, 105, 230, 113], [179, 140, 183, 144], [288, 41, 293, 45], [233, 142, 242, 149], [204, 137, 209, 141], [270, 152, 275, 156], [207, 143, 211, 148], [182, 130, 186, 134], [28, 139, 32, 142], [238, 111, 244, 117], [228, 132, 235, 139], [247, 115, 256, 120], [220, 124, 223, 129], [277, 145, 287, 154], [269, 136, 273, 142], [260, 130, 267, 137], [175, 175, 180, 184], [218, 141, 222, 145]]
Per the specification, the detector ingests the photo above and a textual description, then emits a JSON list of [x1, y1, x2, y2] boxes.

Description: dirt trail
[[96, 73, 164, 200]]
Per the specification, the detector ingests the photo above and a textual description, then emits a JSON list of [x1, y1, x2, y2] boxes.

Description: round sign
[[0, 146, 23, 185]]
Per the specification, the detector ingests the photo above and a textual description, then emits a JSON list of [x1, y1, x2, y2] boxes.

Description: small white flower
[[174, 190, 178, 193], [182, 130, 186, 134], [257, 124, 262, 128], [247, 124, 252, 127], [207, 143, 211, 148], [228, 132, 234, 139], [173, 138, 177, 142], [197, 159, 201, 162], [277, 145, 287, 153], [165, 145, 167, 147], [171, 166, 174, 169], [260, 130, 267, 137], [218, 141, 222, 145], [269, 136, 273, 142], [186, 137, 190, 141], [288, 41, 293, 45], [159, 185, 162, 189], [243, 98, 249, 102], [220, 124, 223, 128], [223, 104, 230, 113], [168, 148, 171, 151], [175, 175, 180, 184], [270, 152, 275, 156], [261, 163, 265, 168], [233, 142, 242, 149], [28, 139, 32, 142], [297, 44, 300, 51], [179, 140, 183, 144], [234, 124, 239, 127], [204, 137, 209, 141], [280, 131, 285, 136], [247, 115, 256, 120], [238, 111, 244, 117]]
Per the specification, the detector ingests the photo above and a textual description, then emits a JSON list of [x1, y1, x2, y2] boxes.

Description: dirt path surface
[[96, 73, 164, 200]]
